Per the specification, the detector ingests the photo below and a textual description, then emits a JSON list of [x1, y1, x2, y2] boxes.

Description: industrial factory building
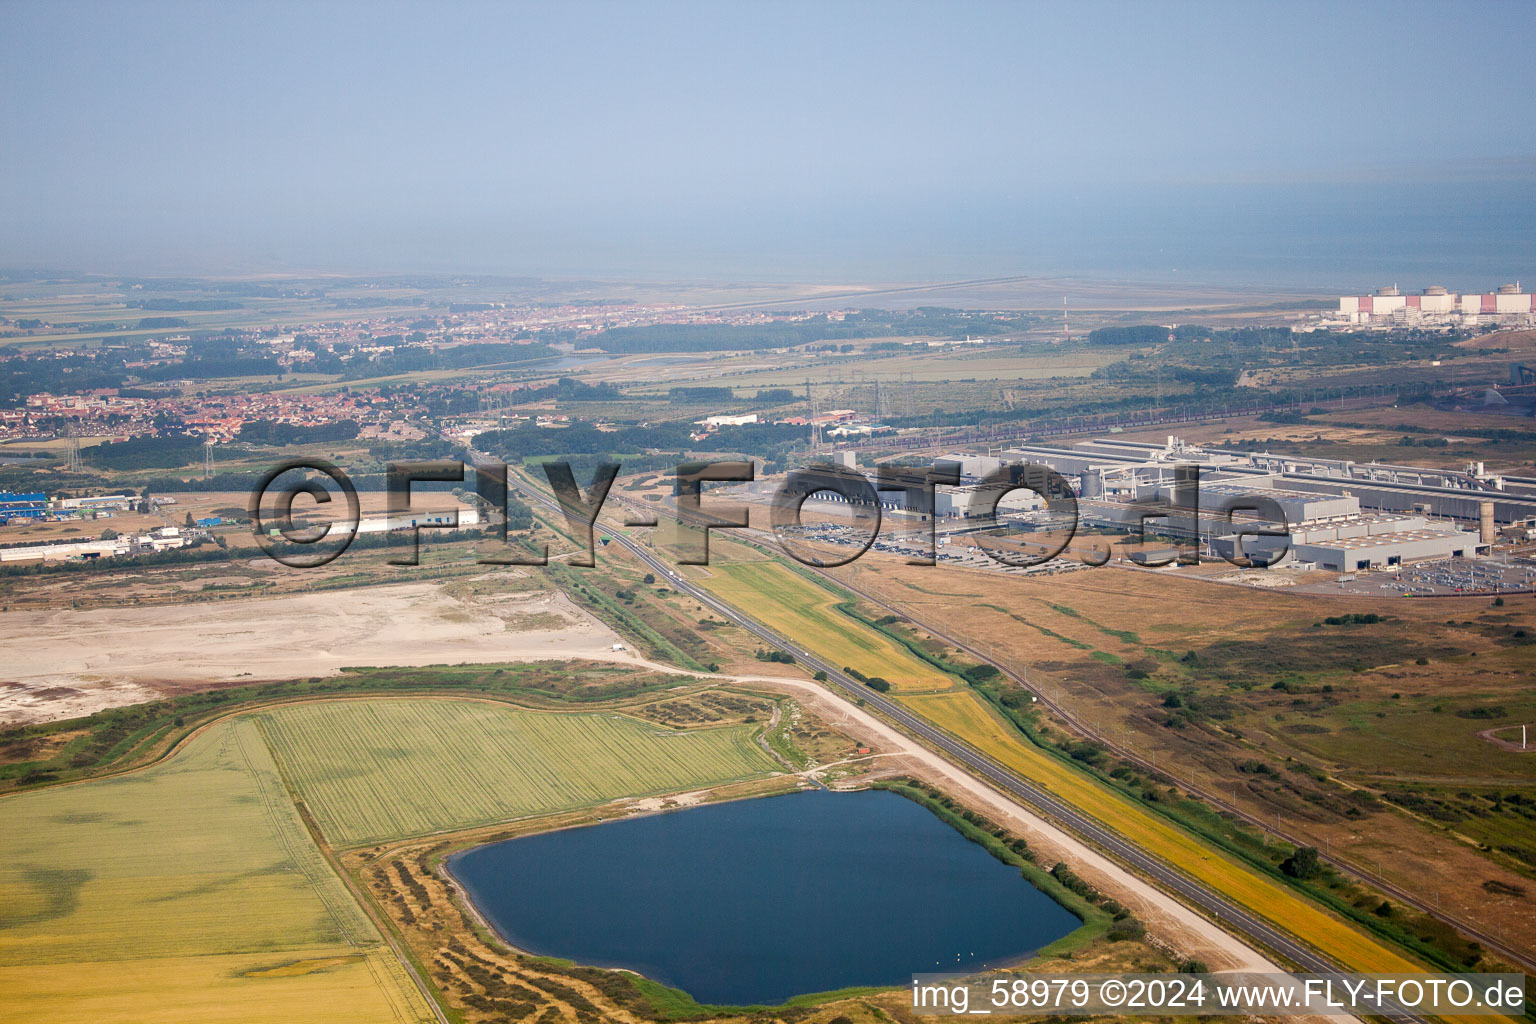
[[0, 525, 193, 564], [1161, 481, 1360, 527], [54, 494, 137, 512], [1289, 527, 1481, 572], [935, 483, 1045, 519], [951, 434, 1529, 571], [1008, 436, 1536, 527]]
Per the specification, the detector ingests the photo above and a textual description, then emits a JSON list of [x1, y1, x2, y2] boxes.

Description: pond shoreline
[[445, 787, 1083, 1006]]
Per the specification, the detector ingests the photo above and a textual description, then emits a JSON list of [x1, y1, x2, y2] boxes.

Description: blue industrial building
[[0, 491, 47, 521]]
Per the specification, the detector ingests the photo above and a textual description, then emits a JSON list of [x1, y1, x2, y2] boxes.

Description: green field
[[636, 347, 1121, 389], [0, 718, 433, 1024], [256, 698, 779, 846], [695, 559, 952, 691], [1278, 694, 1536, 782]]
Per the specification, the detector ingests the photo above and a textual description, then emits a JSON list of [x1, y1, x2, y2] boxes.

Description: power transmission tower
[[203, 441, 215, 480], [66, 426, 82, 473], [805, 379, 822, 453]]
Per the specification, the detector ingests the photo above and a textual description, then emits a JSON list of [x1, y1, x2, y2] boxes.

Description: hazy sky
[[3, 0, 1534, 283]]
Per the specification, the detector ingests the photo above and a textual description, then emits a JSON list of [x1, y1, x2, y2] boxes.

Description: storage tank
[[1370, 286, 1406, 314]]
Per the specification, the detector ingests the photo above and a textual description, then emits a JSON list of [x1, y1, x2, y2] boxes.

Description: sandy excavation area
[[0, 582, 638, 725]]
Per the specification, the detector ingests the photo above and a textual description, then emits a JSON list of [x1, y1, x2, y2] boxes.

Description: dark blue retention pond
[[448, 789, 1081, 1005]]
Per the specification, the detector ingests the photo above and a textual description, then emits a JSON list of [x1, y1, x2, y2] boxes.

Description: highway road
[[502, 468, 1432, 1024]]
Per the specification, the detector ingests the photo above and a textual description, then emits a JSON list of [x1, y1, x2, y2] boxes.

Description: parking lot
[[771, 520, 1093, 577]]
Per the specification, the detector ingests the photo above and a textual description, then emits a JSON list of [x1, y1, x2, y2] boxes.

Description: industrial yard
[[1308, 556, 1536, 598]]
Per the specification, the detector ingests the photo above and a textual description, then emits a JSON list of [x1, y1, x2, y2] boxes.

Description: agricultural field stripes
[[695, 560, 952, 691], [0, 718, 434, 1024], [255, 698, 780, 847]]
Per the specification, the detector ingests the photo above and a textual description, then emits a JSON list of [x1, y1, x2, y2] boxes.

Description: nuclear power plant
[[1336, 283, 1534, 326]]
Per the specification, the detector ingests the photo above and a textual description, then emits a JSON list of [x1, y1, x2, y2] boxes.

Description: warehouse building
[[953, 435, 1515, 569], [55, 494, 136, 512], [1211, 515, 1484, 569], [1016, 436, 1536, 526], [1292, 528, 1481, 572], [0, 538, 127, 563]]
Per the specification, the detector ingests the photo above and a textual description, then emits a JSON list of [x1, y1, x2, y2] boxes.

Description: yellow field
[[0, 718, 434, 1024], [696, 559, 952, 691], [900, 690, 1426, 974], [0, 948, 422, 1024]]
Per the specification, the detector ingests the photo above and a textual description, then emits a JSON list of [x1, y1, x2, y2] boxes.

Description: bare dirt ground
[[0, 582, 641, 725], [1456, 328, 1536, 352], [1479, 726, 1536, 753]]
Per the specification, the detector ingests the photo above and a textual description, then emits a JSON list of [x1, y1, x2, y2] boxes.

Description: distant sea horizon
[[536, 179, 1536, 298], [4, 180, 1531, 302]]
